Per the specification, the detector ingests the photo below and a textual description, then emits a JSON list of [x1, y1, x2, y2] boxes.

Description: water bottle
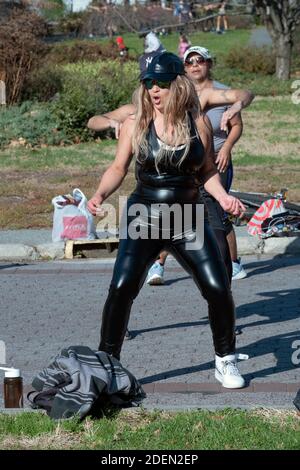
[[0, 366, 23, 408]]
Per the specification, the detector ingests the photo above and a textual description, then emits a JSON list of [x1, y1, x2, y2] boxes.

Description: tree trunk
[[275, 33, 292, 80]]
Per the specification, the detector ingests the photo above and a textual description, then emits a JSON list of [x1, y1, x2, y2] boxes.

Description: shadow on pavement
[[244, 254, 300, 278], [128, 318, 209, 339], [162, 275, 191, 286], [0, 263, 29, 270], [237, 288, 300, 329]]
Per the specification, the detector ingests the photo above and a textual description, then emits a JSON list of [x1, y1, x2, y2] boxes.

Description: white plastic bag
[[52, 188, 96, 242]]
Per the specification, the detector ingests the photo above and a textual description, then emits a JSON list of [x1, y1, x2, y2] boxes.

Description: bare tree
[[252, 1, 300, 80], [0, 9, 48, 104]]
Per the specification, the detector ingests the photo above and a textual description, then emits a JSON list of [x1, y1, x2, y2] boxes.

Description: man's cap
[[183, 46, 212, 62], [144, 32, 162, 53], [142, 52, 185, 81]]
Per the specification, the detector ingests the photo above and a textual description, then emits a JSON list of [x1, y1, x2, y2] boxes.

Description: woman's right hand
[[220, 101, 242, 132], [87, 194, 105, 216], [218, 194, 246, 217]]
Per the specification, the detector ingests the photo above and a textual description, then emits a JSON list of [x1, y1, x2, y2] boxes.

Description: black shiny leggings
[[99, 220, 236, 360]]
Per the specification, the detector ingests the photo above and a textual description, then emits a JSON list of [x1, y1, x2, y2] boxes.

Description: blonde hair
[[132, 75, 201, 172]]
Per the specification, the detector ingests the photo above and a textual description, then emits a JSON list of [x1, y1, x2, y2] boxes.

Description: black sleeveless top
[[135, 116, 206, 190]]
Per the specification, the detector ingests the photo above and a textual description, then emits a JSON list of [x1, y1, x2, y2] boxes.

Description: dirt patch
[[235, 111, 300, 158], [0, 430, 83, 450], [0, 168, 136, 229], [234, 165, 300, 202], [0, 163, 299, 229]]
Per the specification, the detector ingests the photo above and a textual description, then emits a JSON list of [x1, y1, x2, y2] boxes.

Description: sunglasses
[[184, 56, 207, 66], [143, 79, 172, 90]]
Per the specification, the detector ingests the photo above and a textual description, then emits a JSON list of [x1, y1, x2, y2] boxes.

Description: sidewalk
[[0, 255, 299, 411], [0, 227, 299, 261]]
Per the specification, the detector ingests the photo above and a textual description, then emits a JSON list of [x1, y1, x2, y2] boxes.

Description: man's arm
[[87, 103, 136, 138], [215, 113, 243, 173]]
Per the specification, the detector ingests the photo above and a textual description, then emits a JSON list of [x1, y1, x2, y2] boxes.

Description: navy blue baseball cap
[[142, 52, 185, 81]]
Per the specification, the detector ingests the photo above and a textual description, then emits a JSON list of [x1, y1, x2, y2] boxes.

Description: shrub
[[57, 12, 85, 37], [43, 40, 124, 65], [0, 101, 68, 148], [223, 46, 276, 75], [23, 65, 64, 102], [52, 60, 139, 140], [226, 15, 255, 30]]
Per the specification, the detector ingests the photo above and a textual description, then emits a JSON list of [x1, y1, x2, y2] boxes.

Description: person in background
[[202, 2, 217, 32], [139, 32, 166, 80], [177, 0, 193, 24], [216, 1, 229, 34], [178, 32, 191, 59], [116, 36, 128, 58]]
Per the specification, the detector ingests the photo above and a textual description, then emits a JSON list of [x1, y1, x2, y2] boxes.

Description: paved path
[[1, 254, 299, 410]]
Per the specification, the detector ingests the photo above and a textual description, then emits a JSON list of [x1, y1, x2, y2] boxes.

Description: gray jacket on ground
[[31, 345, 145, 419]]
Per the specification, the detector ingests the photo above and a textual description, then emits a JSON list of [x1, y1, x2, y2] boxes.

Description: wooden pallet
[[65, 237, 119, 259]]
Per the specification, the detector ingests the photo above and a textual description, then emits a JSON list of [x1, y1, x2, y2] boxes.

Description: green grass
[[234, 152, 300, 166], [0, 409, 299, 450], [120, 29, 251, 58], [213, 68, 294, 96], [0, 142, 115, 170], [249, 97, 300, 114]]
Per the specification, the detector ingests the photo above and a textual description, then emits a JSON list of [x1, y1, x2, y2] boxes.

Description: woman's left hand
[[218, 195, 246, 216]]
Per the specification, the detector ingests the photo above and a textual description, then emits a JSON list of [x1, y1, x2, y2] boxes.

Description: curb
[[237, 236, 300, 256], [0, 243, 65, 261], [0, 237, 299, 261]]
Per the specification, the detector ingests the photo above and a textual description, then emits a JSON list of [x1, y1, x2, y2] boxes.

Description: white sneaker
[[124, 329, 132, 340], [146, 262, 164, 285], [215, 353, 249, 389], [232, 258, 247, 280]]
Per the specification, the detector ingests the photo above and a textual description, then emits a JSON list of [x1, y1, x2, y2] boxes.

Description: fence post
[[0, 70, 6, 106], [0, 340, 6, 364], [0, 81, 6, 106]]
